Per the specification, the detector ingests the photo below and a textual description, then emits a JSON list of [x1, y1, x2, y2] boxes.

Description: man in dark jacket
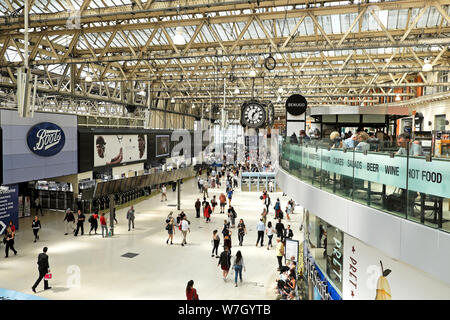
[[32, 247, 51, 293], [63, 208, 75, 235], [195, 198, 201, 218], [275, 219, 285, 241], [74, 210, 85, 236]]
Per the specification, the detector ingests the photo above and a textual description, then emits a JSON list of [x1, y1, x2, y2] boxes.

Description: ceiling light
[[85, 75, 92, 82], [192, 103, 195, 109], [395, 95, 401, 101], [171, 97, 175, 103], [249, 69, 257, 77], [173, 27, 186, 45], [422, 57, 433, 72], [277, 117, 280, 121], [139, 90, 145, 96], [234, 88, 240, 94], [277, 87, 284, 94], [277, 96, 282, 102]]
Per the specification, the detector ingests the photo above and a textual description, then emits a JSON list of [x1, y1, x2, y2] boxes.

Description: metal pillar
[[109, 194, 115, 236], [177, 179, 181, 210]]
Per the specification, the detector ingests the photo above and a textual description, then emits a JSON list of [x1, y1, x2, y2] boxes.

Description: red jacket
[[204, 205, 211, 218], [186, 288, 198, 300], [100, 216, 107, 225]]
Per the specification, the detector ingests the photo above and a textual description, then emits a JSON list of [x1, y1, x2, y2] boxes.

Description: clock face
[[242, 102, 266, 128], [264, 56, 276, 70]]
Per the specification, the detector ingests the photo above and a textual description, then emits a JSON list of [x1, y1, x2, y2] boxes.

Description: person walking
[[218, 246, 231, 282], [275, 219, 285, 241], [211, 230, 220, 258], [276, 238, 285, 271], [127, 205, 135, 231], [256, 218, 265, 247], [180, 216, 190, 247], [166, 217, 175, 245], [195, 198, 201, 218], [203, 180, 209, 198], [227, 188, 233, 205], [228, 205, 237, 228], [161, 184, 167, 201], [32, 216, 41, 242], [222, 219, 230, 238], [112, 207, 118, 225], [223, 230, 232, 255], [74, 210, 85, 236], [219, 193, 227, 214], [261, 207, 268, 226], [237, 219, 247, 246], [88, 212, 99, 235], [35, 197, 44, 216], [8, 220, 16, 233], [211, 195, 217, 214], [4, 227, 17, 258], [232, 251, 246, 287], [32, 247, 51, 293], [264, 194, 271, 214], [100, 213, 108, 238], [186, 280, 199, 300], [274, 198, 281, 219], [63, 208, 75, 235], [204, 201, 212, 223], [266, 221, 275, 250]]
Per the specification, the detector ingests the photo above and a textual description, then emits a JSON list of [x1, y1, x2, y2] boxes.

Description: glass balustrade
[[279, 137, 450, 233]]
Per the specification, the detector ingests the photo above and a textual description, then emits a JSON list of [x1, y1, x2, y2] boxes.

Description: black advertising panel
[[286, 94, 307, 116]]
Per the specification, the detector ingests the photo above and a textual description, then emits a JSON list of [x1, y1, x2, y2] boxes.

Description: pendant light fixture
[[422, 57, 433, 72]]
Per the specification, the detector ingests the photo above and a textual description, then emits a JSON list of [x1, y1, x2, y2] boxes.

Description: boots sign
[[26, 122, 66, 157]]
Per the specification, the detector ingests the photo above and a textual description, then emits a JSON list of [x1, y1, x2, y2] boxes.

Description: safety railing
[[279, 137, 450, 233]]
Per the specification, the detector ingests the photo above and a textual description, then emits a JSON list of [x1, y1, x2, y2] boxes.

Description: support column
[[109, 194, 115, 236], [177, 179, 181, 211]]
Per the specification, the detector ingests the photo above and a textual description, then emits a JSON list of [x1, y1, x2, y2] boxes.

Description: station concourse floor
[[1, 176, 303, 300]]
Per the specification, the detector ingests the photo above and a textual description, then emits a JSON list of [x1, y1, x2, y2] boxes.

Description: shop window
[[435, 114, 446, 131]]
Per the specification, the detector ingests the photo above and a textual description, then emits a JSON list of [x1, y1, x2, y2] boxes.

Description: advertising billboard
[[1, 110, 77, 185], [0, 184, 19, 232], [94, 134, 147, 167], [342, 234, 450, 300], [156, 135, 170, 157]]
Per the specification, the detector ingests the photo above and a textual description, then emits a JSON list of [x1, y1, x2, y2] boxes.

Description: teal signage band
[[283, 144, 449, 199]]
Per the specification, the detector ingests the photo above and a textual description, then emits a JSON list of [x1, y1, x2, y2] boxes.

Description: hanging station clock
[[241, 101, 267, 128], [264, 55, 276, 71]]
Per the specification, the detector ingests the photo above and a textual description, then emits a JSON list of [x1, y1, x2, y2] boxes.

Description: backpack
[[165, 224, 171, 231], [233, 210, 237, 218], [279, 210, 283, 219], [178, 223, 182, 231]]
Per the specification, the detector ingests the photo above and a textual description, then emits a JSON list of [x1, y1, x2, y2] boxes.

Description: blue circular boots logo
[[27, 122, 65, 157]]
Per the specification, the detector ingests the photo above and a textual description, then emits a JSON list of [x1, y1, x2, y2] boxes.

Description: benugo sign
[[342, 234, 450, 300], [286, 144, 449, 198]]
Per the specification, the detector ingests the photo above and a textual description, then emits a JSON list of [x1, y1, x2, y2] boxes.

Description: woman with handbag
[[4, 227, 17, 258], [186, 280, 199, 300]]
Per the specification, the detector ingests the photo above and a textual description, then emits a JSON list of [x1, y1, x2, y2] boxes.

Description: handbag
[[44, 273, 52, 280]]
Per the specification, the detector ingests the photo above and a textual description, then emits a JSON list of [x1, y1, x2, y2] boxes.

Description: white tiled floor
[[1, 176, 302, 300]]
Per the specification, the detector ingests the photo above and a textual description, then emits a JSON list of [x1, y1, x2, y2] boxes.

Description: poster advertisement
[[94, 134, 147, 167], [0, 184, 19, 233], [342, 234, 450, 300], [18, 196, 23, 218], [24, 196, 31, 217], [156, 135, 170, 157]]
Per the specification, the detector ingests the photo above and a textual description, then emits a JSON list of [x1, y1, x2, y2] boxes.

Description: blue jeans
[[234, 265, 243, 284]]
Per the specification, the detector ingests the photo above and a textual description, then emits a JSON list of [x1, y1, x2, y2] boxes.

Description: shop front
[[0, 110, 78, 223], [302, 210, 344, 300]]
